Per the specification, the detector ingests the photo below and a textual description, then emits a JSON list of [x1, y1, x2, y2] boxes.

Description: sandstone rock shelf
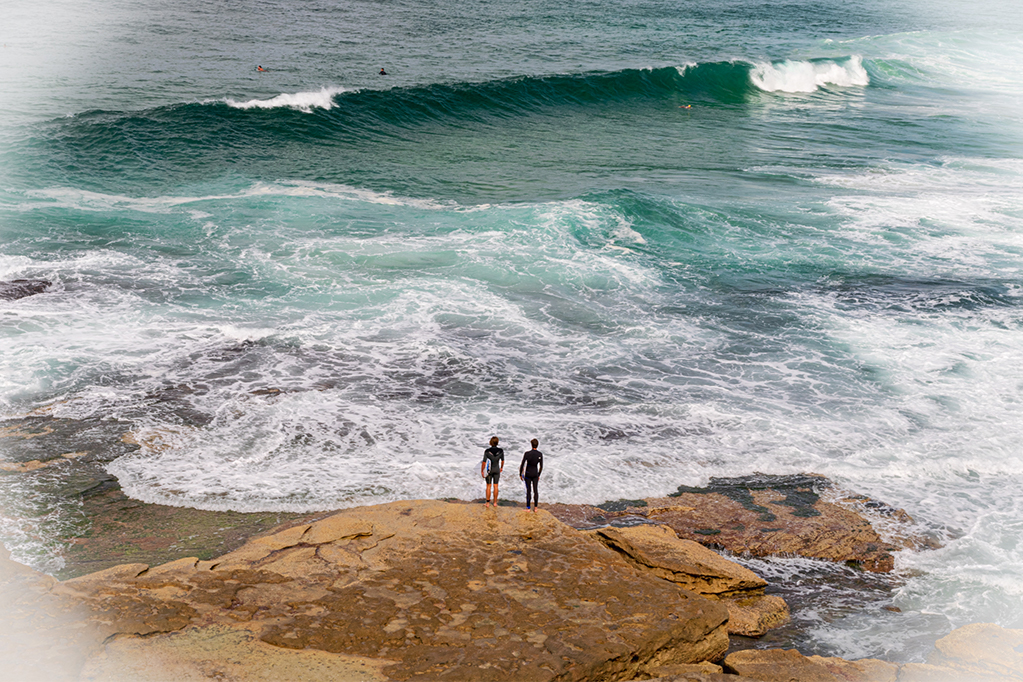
[[0, 496, 1018, 682]]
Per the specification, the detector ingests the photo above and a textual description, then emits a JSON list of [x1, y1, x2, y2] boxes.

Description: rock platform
[[4, 501, 733, 681], [0, 497, 1019, 681]]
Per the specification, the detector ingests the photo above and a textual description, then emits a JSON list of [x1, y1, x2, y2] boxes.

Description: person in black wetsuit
[[481, 436, 504, 507], [519, 438, 543, 511], [379, 67, 387, 75]]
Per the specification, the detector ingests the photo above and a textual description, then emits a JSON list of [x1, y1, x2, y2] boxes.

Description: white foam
[[8, 171, 1023, 654], [613, 216, 646, 245], [751, 56, 869, 93], [222, 86, 350, 112], [674, 62, 699, 77], [0, 254, 35, 280], [19, 180, 455, 214], [813, 157, 1023, 277], [836, 28, 1023, 99]]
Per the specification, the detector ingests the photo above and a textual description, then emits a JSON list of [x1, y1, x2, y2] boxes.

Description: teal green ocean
[[2, 0, 1023, 661]]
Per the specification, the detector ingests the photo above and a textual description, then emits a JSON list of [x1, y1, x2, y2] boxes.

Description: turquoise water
[[3, 0, 1023, 662]]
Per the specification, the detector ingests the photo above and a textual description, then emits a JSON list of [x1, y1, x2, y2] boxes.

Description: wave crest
[[224, 86, 350, 112], [750, 56, 869, 93]]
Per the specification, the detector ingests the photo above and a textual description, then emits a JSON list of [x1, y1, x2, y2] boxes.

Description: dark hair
[[530, 438, 538, 448], [489, 436, 499, 446]]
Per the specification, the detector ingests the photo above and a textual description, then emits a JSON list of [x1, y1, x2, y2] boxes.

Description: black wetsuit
[[519, 449, 543, 508], [483, 446, 504, 484]]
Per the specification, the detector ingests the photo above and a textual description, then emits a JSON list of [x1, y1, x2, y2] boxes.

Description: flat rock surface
[[50, 500, 731, 682]]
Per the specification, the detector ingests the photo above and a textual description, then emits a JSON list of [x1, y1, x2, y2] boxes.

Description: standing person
[[481, 436, 504, 507], [519, 438, 543, 512]]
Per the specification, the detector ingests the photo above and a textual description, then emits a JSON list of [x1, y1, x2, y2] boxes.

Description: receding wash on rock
[[2, 0, 1022, 675]]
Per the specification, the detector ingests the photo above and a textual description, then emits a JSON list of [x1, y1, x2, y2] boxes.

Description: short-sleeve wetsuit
[[483, 446, 504, 484]]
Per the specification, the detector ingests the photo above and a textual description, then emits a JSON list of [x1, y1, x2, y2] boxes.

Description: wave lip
[[223, 86, 350, 112], [750, 56, 869, 93]]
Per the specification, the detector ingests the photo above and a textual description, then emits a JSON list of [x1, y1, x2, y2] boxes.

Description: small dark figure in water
[[257, 65, 266, 72], [519, 438, 543, 512], [379, 67, 387, 75]]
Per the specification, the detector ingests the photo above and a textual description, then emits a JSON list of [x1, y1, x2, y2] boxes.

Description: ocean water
[[3, 0, 1023, 663]]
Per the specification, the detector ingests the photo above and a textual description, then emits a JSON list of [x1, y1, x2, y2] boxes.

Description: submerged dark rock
[[0, 416, 139, 466], [0, 279, 51, 300], [596, 497, 649, 512]]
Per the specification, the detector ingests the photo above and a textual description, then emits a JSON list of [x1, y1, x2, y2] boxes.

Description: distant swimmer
[[679, 104, 691, 109], [256, 65, 266, 72], [379, 67, 387, 75]]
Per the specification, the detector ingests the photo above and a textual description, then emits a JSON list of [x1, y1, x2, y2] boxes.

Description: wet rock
[[47, 500, 731, 681], [61, 483, 321, 579], [659, 474, 903, 572], [547, 474, 933, 573], [596, 498, 649, 512], [0, 416, 139, 465], [592, 524, 788, 637], [0, 279, 51, 300]]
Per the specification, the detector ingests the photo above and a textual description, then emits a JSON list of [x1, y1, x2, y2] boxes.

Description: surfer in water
[[256, 65, 266, 72], [519, 439, 543, 512], [481, 436, 504, 507], [379, 67, 387, 75]]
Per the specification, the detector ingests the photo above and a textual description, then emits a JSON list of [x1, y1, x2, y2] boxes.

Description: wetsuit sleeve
[[519, 453, 526, 478], [538, 451, 543, 477]]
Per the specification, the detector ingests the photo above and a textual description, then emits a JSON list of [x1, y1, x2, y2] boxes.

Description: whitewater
[[2, 0, 1023, 664]]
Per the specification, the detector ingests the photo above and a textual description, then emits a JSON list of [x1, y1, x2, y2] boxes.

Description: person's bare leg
[[492, 484, 499, 507], [485, 482, 492, 506]]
